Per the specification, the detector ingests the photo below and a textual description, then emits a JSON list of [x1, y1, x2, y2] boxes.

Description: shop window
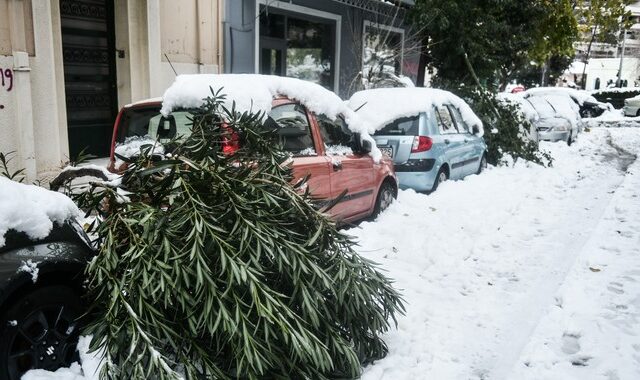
[[259, 7, 335, 90], [362, 21, 404, 88]]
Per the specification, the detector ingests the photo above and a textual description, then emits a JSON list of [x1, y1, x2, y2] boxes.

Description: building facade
[[224, 0, 418, 98], [0, 0, 223, 180], [0, 0, 413, 181], [572, 1, 640, 89]]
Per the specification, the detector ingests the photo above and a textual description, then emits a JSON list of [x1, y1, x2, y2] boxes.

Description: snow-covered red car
[[108, 74, 398, 224]]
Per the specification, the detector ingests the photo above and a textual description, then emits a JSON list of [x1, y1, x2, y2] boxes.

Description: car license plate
[[379, 146, 393, 158]]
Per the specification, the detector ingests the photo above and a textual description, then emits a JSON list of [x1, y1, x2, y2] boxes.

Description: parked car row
[[500, 87, 592, 145], [111, 76, 489, 211]]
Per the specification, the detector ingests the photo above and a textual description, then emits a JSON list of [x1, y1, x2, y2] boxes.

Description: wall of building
[[584, 58, 640, 90], [0, 0, 224, 181]]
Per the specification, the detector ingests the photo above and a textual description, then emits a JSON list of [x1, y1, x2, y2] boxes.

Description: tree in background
[[410, 0, 578, 90]]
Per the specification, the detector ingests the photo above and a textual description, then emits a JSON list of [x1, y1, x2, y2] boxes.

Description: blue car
[[349, 88, 487, 192]]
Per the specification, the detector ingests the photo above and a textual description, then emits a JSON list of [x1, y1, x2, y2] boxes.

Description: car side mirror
[[472, 125, 480, 135], [361, 139, 372, 154]]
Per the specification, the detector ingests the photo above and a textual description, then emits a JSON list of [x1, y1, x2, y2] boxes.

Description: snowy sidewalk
[[509, 129, 640, 380], [354, 128, 640, 380]]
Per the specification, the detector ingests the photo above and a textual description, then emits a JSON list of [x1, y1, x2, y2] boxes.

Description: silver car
[[526, 95, 578, 145]]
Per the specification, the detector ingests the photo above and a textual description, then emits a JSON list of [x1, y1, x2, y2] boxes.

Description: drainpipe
[[12, 51, 36, 181], [8, 0, 36, 181]]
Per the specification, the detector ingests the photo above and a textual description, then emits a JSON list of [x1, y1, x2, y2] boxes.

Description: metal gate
[[60, 0, 117, 158]]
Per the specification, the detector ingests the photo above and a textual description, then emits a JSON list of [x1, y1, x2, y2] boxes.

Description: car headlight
[[552, 125, 568, 132]]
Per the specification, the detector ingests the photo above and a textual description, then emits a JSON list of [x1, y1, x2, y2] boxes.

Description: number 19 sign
[[0, 68, 12, 110]]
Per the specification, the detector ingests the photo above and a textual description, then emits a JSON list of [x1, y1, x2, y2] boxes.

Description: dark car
[[0, 221, 95, 380]]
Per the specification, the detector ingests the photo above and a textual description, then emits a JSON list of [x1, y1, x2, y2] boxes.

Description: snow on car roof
[[348, 88, 484, 136], [525, 87, 598, 106], [160, 74, 382, 161], [0, 177, 79, 248], [497, 93, 539, 122], [124, 97, 163, 108]]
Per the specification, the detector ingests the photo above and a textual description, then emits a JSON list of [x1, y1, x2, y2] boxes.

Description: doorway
[[60, 0, 118, 158]]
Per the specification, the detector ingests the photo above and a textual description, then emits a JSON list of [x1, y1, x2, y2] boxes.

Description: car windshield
[[374, 115, 420, 136], [118, 106, 194, 144], [526, 96, 556, 119]]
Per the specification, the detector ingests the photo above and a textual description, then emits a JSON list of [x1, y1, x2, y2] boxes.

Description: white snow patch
[[19, 259, 39, 283], [114, 136, 166, 167], [0, 177, 80, 248], [348, 88, 484, 136], [324, 144, 354, 156]]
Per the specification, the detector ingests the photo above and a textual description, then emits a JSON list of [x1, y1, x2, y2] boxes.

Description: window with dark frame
[[259, 6, 335, 90]]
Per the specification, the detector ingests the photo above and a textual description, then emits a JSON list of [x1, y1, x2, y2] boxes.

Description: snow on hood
[[348, 88, 484, 137], [160, 74, 381, 161], [0, 177, 80, 248], [525, 87, 598, 106]]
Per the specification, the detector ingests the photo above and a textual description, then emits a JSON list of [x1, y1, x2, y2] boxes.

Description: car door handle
[[444, 139, 450, 144], [332, 160, 343, 171], [464, 139, 469, 143]]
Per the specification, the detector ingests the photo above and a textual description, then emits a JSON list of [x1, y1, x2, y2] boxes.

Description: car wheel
[[476, 154, 488, 175], [0, 286, 84, 380], [567, 131, 573, 146], [431, 167, 449, 192], [636, 109, 640, 117], [373, 181, 396, 217]]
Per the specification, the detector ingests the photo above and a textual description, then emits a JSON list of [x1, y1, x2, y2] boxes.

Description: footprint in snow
[[561, 333, 581, 355], [607, 282, 625, 295]]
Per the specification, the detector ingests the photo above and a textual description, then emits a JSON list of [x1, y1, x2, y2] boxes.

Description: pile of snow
[[160, 74, 381, 161], [19, 259, 39, 283], [348, 88, 484, 136], [114, 136, 165, 160], [0, 177, 79, 247]]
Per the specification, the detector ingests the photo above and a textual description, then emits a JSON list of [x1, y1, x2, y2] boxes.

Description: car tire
[[476, 154, 488, 175], [373, 181, 396, 217], [567, 131, 573, 146], [636, 109, 640, 117], [431, 166, 449, 192], [0, 286, 84, 380]]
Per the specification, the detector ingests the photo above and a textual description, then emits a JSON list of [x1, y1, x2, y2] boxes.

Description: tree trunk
[[416, 38, 429, 87], [581, 24, 599, 89]]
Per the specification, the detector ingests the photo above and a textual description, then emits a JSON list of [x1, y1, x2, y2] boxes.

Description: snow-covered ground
[[23, 127, 640, 380], [355, 127, 640, 380]]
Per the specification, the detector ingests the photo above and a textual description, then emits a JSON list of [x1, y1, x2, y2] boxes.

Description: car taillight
[[221, 125, 240, 155], [411, 136, 433, 153]]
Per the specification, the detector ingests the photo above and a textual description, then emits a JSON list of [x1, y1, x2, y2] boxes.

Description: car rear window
[[119, 107, 194, 143], [374, 115, 420, 136]]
